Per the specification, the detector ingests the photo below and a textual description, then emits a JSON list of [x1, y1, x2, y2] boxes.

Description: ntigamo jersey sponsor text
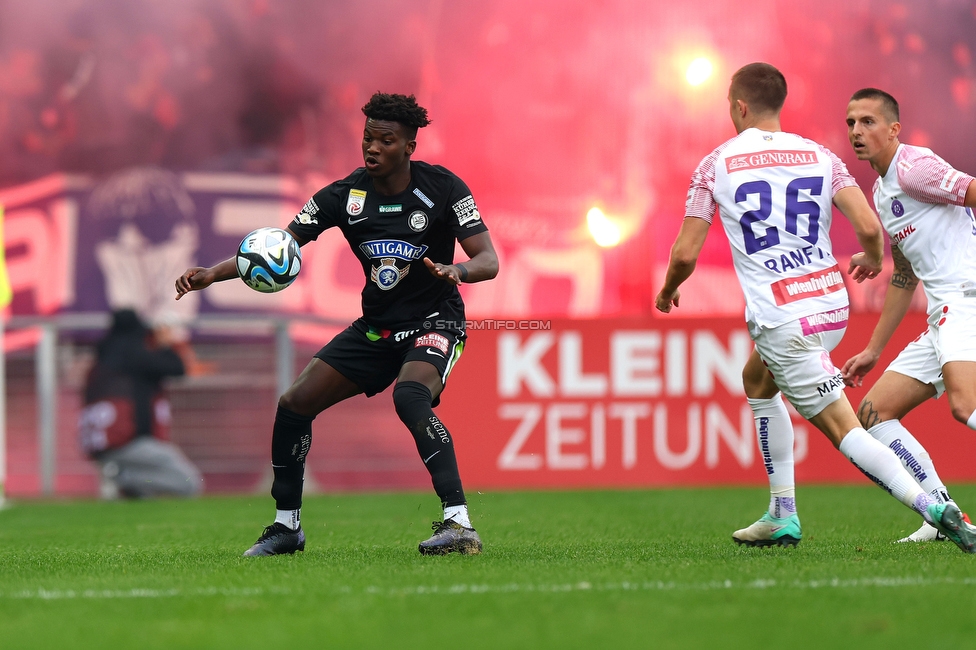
[[359, 239, 429, 260]]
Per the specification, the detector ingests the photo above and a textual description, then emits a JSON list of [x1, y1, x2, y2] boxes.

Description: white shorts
[[885, 298, 976, 399], [751, 308, 848, 420]]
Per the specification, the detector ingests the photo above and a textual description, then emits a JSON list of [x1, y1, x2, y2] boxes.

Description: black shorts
[[314, 318, 466, 398]]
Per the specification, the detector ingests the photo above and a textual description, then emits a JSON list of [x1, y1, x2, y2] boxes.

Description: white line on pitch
[[4, 576, 976, 600]]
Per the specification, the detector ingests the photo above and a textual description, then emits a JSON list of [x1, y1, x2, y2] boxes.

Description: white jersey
[[873, 144, 976, 325], [686, 128, 858, 330]]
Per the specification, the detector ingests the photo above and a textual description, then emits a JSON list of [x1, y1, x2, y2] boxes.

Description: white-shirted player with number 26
[[655, 63, 976, 552], [843, 88, 976, 544]]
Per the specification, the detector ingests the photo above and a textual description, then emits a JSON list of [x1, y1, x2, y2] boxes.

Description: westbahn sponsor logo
[[359, 239, 428, 260], [758, 417, 774, 476], [799, 307, 849, 336], [726, 150, 818, 173], [771, 265, 844, 305], [413, 187, 435, 208], [889, 438, 928, 482]]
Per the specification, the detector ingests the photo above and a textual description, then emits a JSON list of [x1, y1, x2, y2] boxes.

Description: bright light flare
[[685, 57, 713, 86], [587, 207, 622, 248]]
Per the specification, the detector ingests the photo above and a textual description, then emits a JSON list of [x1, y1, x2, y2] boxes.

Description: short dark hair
[[850, 87, 900, 123], [361, 92, 431, 138], [730, 62, 788, 115]]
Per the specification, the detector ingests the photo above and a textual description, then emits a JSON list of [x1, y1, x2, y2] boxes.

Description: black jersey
[[289, 161, 488, 329]]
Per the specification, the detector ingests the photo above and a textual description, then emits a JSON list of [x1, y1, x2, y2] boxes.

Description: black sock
[[270, 406, 314, 510], [393, 381, 466, 507]]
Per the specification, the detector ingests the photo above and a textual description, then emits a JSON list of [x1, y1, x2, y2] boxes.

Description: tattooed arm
[[841, 245, 920, 387]]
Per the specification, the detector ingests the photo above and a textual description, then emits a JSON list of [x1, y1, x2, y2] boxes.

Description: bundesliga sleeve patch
[[452, 194, 482, 227]]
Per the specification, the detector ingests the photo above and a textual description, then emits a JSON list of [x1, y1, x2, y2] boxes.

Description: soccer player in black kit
[[175, 93, 499, 556]]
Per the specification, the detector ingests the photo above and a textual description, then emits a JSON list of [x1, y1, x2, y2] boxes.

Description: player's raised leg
[[813, 394, 976, 553], [857, 369, 962, 542], [756, 321, 976, 554]]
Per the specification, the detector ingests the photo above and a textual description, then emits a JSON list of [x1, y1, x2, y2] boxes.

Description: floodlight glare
[[686, 57, 713, 86], [587, 207, 622, 248]]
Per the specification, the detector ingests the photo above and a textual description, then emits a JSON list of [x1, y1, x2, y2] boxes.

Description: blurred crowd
[[0, 0, 371, 186], [1, 0, 976, 271]]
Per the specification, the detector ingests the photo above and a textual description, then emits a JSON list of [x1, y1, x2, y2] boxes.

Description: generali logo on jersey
[[726, 150, 818, 173]]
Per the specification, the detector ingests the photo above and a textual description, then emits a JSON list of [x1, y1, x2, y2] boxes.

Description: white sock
[[444, 504, 471, 528], [770, 486, 797, 518], [748, 394, 796, 517], [275, 509, 301, 530], [838, 428, 933, 515], [968, 409, 976, 431], [868, 420, 951, 503]]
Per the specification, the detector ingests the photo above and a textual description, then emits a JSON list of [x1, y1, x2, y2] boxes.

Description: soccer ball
[[236, 227, 302, 293]]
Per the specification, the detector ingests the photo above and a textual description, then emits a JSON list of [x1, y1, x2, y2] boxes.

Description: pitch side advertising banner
[[440, 313, 976, 489]]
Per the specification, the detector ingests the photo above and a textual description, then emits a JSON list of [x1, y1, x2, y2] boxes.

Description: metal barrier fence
[[3, 312, 347, 497]]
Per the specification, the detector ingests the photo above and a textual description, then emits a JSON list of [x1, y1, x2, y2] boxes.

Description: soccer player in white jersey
[[842, 88, 976, 543], [655, 62, 976, 552]]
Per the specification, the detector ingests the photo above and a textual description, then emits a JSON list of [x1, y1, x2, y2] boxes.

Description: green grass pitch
[[2, 486, 976, 649]]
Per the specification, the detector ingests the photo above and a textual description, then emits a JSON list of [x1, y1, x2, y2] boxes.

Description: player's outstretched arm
[[655, 217, 709, 313], [841, 245, 919, 386], [175, 226, 310, 300], [424, 231, 499, 285], [175, 257, 238, 300], [833, 186, 883, 282]]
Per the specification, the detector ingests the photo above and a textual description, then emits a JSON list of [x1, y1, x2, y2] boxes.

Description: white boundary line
[[4, 576, 976, 600]]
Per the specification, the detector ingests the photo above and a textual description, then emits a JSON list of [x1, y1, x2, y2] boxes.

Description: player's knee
[[856, 394, 897, 429], [944, 378, 976, 424], [393, 381, 433, 425], [855, 399, 873, 428], [741, 355, 776, 399], [278, 390, 317, 417], [743, 368, 777, 400], [742, 373, 763, 398], [857, 400, 874, 429], [949, 401, 975, 426]]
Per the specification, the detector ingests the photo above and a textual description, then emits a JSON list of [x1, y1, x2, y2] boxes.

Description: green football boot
[[733, 512, 801, 547]]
